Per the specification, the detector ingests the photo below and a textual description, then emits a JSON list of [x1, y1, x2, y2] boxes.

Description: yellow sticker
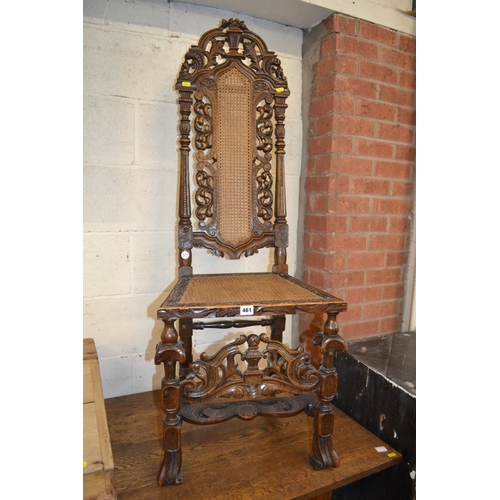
[[275, 87, 285, 93], [83, 461, 87, 468], [181, 81, 191, 87], [387, 452, 397, 458]]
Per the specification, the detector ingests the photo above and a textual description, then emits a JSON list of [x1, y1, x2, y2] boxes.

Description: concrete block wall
[[83, 0, 304, 398]]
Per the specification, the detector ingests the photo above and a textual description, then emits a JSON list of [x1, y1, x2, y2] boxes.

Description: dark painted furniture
[[333, 332, 416, 500]]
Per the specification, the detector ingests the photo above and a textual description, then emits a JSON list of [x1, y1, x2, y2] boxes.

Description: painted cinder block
[[129, 231, 177, 294], [83, 26, 174, 103], [136, 101, 179, 169], [83, 3, 305, 397], [83, 165, 177, 233], [83, 233, 130, 297], [83, 95, 135, 166], [83, 292, 166, 358], [169, 2, 302, 59]]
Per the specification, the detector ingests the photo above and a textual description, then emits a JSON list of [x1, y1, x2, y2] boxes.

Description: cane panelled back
[[176, 19, 290, 263]]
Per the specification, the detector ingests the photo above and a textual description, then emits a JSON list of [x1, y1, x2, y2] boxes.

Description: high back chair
[[154, 18, 348, 486]]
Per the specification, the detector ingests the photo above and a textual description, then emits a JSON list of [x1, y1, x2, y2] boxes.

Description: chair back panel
[[175, 19, 290, 261]]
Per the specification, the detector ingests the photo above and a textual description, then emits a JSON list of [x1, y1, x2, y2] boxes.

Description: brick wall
[[300, 13, 416, 356]]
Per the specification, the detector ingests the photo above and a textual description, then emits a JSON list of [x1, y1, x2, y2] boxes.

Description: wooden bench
[[83, 339, 116, 500]]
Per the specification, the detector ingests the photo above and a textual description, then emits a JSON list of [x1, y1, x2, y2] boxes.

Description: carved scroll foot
[[310, 407, 339, 469], [158, 450, 183, 486], [310, 437, 339, 470]]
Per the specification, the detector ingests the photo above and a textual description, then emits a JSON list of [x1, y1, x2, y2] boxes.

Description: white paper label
[[375, 446, 388, 453], [240, 305, 254, 316]]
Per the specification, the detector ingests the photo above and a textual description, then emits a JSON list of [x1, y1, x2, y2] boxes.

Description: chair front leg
[[155, 319, 186, 486], [310, 312, 348, 470]]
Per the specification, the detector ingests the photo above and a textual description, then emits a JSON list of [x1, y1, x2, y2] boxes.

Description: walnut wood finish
[[155, 18, 348, 486], [105, 390, 402, 499]]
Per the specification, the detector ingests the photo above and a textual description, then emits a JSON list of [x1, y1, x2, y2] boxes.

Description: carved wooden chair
[[155, 18, 348, 486]]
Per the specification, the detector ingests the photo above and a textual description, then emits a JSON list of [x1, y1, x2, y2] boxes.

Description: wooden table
[[105, 390, 401, 500]]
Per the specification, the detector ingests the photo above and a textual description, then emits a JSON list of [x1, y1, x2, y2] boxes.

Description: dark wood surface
[[105, 390, 402, 500]]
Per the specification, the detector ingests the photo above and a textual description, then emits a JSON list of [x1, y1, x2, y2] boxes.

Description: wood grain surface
[[105, 390, 402, 500]]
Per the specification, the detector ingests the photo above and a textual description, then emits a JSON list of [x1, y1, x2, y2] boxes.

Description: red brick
[[370, 234, 406, 250], [346, 286, 382, 304], [342, 320, 379, 339], [398, 107, 416, 126], [399, 70, 416, 89], [334, 196, 371, 214], [348, 252, 385, 269], [304, 250, 326, 269], [366, 268, 401, 285], [392, 180, 414, 196], [312, 233, 331, 251], [333, 115, 375, 137], [355, 139, 394, 159], [338, 34, 379, 60], [324, 13, 357, 35], [358, 60, 398, 85], [315, 53, 358, 77], [340, 305, 363, 323], [395, 145, 416, 161], [387, 251, 409, 266], [330, 235, 368, 251], [364, 300, 400, 319], [380, 47, 416, 71], [333, 75, 378, 99], [309, 136, 332, 155], [351, 216, 388, 232], [325, 253, 347, 270], [399, 34, 416, 54], [389, 216, 411, 233], [373, 198, 410, 215], [320, 36, 337, 58], [359, 21, 398, 47], [379, 84, 415, 107], [305, 269, 335, 290], [378, 123, 414, 144], [311, 155, 332, 174], [380, 316, 403, 333], [306, 175, 350, 194], [356, 99, 397, 122], [310, 194, 329, 213], [331, 155, 373, 176], [351, 178, 391, 195], [314, 114, 333, 135], [375, 161, 412, 179], [331, 270, 365, 288], [305, 214, 348, 233], [383, 284, 405, 300], [311, 94, 354, 116]]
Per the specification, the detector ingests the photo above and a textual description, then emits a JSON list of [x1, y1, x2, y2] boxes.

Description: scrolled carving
[[195, 170, 214, 221], [206, 39, 226, 67], [180, 333, 320, 402], [179, 49, 204, 79], [256, 164, 273, 222], [256, 95, 273, 153], [193, 91, 212, 151], [264, 56, 286, 82], [243, 40, 261, 72]]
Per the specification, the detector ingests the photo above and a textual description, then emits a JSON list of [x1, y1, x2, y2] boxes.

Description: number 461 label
[[240, 305, 254, 316]]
